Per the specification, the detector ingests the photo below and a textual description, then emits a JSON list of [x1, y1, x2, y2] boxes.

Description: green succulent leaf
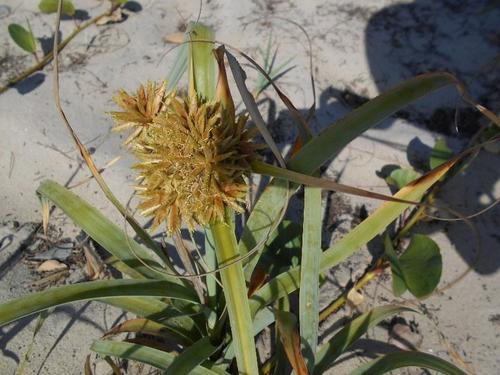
[[8, 23, 37, 53], [386, 168, 422, 189], [349, 351, 467, 375], [38, 0, 76, 16], [399, 234, 442, 298], [430, 138, 454, 170], [385, 233, 442, 298]]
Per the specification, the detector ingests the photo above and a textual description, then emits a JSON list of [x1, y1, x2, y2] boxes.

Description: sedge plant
[[1, 15, 499, 375]]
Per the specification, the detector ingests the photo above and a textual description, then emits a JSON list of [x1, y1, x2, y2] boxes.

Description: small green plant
[[1, 0, 127, 94], [1, 10, 498, 375], [7, 0, 77, 61]]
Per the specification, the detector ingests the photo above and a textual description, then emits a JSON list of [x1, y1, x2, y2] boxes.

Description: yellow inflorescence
[[111, 81, 257, 233]]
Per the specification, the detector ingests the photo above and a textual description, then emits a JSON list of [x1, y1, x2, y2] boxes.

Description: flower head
[[110, 81, 171, 145], [111, 84, 258, 233]]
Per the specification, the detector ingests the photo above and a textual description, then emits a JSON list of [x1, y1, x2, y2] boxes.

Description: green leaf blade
[[103, 297, 201, 345], [314, 305, 415, 374], [349, 351, 467, 375], [289, 73, 459, 174], [0, 279, 199, 327], [91, 340, 227, 374], [8, 24, 37, 53], [37, 180, 176, 282], [167, 43, 188, 90], [187, 22, 215, 99], [165, 337, 219, 375], [299, 186, 322, 371], [250, 161, 454, 315], [241, 179, 289, 281]]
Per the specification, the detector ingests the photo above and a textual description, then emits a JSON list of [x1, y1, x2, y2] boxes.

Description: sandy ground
[[0, 0, 499, 374]]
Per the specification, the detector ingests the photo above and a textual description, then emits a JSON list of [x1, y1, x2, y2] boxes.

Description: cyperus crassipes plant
[[109, 25, 263, 374], [1, 9, 498, 374]]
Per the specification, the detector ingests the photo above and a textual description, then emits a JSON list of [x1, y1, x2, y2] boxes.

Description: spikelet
[[110, 81, 172, 145], [111, 83, 258, 233]]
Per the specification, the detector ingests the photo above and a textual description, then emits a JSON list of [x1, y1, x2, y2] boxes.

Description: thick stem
[[210, 218, 258, 375]]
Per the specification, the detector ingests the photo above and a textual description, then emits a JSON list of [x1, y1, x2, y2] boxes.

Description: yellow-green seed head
[[111, 82, 258, 233]]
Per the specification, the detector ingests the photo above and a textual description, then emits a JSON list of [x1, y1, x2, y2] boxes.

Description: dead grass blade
[[275, 309, 309, 375], [84, 355, 93, 375]]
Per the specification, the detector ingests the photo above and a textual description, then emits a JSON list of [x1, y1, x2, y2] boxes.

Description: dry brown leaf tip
[[111, 84, 259, 233]]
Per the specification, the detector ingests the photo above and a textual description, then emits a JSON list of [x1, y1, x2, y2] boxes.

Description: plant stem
[[210, 217, 259, 375], [0, 4, 120, 95]]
